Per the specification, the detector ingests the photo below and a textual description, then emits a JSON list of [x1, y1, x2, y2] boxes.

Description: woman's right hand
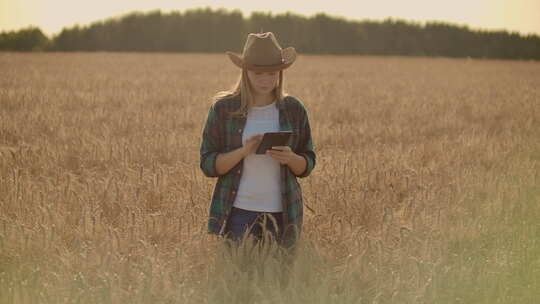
[[242, 134, 264, 157]]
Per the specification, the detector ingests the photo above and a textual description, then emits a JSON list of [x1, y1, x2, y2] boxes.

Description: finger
[[267, 152, 287, 162], [248, 133, 263, 140], [266, 150, 280, 157], [268, 149, 289, 156], [275, 157, 288, 163], [271, 146, 291, 151], [253, 134, 264, 143], [266, 149, 282, 155]]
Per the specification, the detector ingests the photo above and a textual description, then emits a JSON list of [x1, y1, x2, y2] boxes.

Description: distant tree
[[0, 27, 49, 51], [2, 8, 539, 60]]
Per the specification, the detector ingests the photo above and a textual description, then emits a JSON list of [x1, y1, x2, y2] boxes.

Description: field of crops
[[1, 52, 539, 303]]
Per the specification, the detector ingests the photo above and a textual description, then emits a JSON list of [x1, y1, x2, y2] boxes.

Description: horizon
[[1, 0, 540, 37]]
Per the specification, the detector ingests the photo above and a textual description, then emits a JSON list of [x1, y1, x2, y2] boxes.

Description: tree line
[[1, 7, 539, 60]]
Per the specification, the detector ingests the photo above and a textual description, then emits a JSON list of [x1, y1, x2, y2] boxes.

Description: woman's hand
[[242, 134, 264, 157], [266, 146, 298, 165], [268, 146, 307, 175]]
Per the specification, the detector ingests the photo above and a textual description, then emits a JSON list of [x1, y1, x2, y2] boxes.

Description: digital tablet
[[256, 131, 293, 154]]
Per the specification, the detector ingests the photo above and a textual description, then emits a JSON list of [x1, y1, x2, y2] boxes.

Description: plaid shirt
[[199, 95, 316, 246]]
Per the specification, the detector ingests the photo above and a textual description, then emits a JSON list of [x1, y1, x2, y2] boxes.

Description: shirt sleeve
[[200, 103, 222, 178], [294, 102, 316, 178]]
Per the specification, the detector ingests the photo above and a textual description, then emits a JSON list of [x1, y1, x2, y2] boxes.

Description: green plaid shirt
[[199, 95, 316, 246]]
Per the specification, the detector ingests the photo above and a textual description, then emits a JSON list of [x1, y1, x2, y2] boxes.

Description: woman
[[199, 32, 316, 248]]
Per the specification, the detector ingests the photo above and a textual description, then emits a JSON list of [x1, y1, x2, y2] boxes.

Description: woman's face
[[247, 70, 279, 95]]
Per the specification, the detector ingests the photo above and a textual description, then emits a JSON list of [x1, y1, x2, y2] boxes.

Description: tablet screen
[[256, 131, 293, 154]]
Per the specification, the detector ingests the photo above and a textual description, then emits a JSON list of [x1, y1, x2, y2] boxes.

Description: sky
[[1, 0, 540, 37]]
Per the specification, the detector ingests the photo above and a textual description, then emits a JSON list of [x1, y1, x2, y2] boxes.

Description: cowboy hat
[[226, 32, 297, 72]]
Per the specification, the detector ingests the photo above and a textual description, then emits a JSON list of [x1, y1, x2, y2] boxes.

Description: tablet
[[256, 131, 293, 154]]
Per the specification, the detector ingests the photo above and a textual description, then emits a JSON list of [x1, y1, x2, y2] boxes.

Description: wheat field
[[1, 52, 539, 303]]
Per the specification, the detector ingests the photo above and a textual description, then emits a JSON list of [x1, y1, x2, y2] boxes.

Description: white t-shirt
[[232, 101, 282, 212]]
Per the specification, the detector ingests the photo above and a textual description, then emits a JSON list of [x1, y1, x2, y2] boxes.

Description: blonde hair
[[213, 69, 286, 117]]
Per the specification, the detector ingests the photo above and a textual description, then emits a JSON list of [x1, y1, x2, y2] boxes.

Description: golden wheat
[[0, 52, 539, 303]]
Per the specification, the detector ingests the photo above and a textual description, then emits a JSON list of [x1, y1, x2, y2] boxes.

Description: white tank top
[[233, 101, 282, 212]]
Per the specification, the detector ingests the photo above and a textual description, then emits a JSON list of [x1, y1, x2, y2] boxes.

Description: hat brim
[[226, 47, 297, 72]]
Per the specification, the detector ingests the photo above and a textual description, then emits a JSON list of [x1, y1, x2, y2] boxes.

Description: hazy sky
[[1, 0, 540, 36]]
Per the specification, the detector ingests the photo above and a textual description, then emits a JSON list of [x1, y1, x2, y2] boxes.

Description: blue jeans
[[224, 207, 283, 244]]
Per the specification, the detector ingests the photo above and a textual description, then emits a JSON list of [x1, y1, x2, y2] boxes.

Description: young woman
[[199, 32, 316, 248]]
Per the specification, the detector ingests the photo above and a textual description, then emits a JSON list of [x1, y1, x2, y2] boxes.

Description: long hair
[[213, 69, 286, 117]]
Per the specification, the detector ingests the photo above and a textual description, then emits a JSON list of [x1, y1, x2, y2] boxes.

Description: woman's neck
[[252, 92, 276, 107]]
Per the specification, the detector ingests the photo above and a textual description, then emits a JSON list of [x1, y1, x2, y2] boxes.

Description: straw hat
[[226, 32, 297, 72]]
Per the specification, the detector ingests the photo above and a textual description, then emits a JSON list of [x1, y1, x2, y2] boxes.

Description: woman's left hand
[[266, 146, 298, 165]]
